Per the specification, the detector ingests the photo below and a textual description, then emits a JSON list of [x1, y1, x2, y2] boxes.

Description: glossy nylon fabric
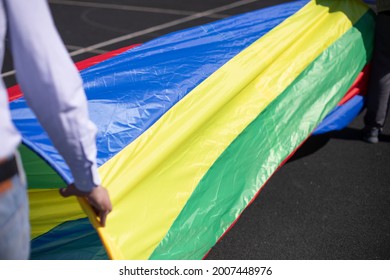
[[18, 144, 64, 189], [149, 11, 374, 259], [10, 1, 306, 259], [16, 46, 139, 259], [313, 95, 365, 135], [93, 1, 371, 259], [8, 0, 371, 260], [312, 65, 370, 134], [30, 218, 108, 260], [9, 0, 307, 184]]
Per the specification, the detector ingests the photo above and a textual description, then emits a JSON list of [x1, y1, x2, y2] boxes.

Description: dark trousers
[[364, 11, 390, 129]]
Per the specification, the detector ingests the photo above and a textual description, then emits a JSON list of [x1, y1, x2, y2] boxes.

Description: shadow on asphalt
[[288, 127, 390, 163]]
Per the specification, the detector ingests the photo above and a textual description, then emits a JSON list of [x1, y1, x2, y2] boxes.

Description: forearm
[[5, 0, 100, 192]]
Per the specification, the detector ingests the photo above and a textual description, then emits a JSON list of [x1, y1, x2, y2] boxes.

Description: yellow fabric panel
[[77, 197, 121, 259], [87, 0, 368, 259], [29, 189, 85, 239]]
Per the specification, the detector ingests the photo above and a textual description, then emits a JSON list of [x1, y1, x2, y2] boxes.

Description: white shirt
[[0, 0, 100, 192]]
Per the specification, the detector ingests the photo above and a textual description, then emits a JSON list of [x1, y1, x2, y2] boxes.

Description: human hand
[[59, 184, 112, 227]]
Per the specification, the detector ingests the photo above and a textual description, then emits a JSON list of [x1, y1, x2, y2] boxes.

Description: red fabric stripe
[[7, 85, 23, 103], [202, 136, 309, 260], [338, 64, 370, 105], [7, 44, 141, 102], [74, 45, 140, 71], [204, 65, 372, 259], [203, 64, 369, 258]]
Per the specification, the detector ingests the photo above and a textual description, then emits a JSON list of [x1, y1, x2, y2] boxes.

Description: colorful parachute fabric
[[9, 0, 374, 259]]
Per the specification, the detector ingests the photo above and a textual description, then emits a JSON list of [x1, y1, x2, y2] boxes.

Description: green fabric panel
[[150, 11, 374, 260], [18, 144, 66, 189]]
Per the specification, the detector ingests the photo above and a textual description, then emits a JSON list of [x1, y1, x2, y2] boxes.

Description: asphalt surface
[[2, 0, 389, 260]]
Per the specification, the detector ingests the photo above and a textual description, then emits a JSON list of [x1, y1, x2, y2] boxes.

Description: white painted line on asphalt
[[2, 0, 258, 77], [66, 44, 107, 54], [48, 0, 228, 19], [1, 46, 106, 78], [1, 70, 16, 78], [69, 0, 260, 57]]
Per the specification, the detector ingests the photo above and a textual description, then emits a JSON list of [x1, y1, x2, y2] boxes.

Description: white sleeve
[[4, 0, 101, 192]]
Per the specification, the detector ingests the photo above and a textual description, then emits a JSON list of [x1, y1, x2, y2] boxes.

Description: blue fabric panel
[[313, 95, 365, 135], [10, 103, 74, 183], [9, 1, 308, 181]]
